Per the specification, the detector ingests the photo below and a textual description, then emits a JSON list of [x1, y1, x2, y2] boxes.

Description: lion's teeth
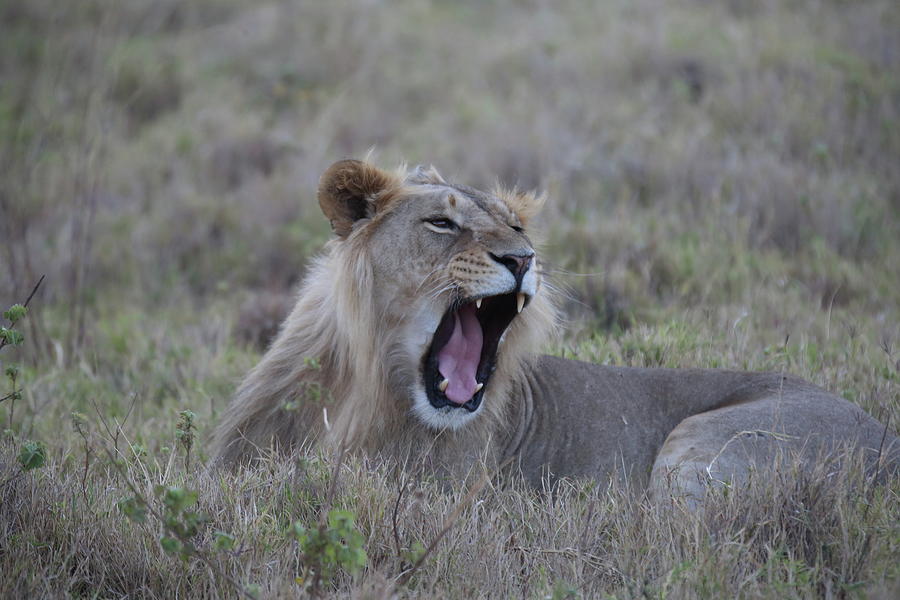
[[439, 378, 449, 392], [516, 292, 525, 313], [474, 382, 484, 393], [475, 298, 482, 309]]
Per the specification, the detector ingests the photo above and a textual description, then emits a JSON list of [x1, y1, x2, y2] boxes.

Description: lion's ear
[[318, 160, 400, 237], [498, 188, 547, 226]]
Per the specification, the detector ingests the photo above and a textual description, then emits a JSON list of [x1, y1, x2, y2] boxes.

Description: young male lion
[[213, 160, 898, 500]]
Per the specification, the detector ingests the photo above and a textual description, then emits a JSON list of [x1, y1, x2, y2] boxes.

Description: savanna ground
[[1, 0, 899, 598]]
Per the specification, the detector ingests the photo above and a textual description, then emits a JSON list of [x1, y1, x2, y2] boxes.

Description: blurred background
[[1, 0, 899, 437]]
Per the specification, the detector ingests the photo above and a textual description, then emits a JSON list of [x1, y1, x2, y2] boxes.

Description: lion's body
[[509, 356, 896, 496], [213, 160, 898, 499]]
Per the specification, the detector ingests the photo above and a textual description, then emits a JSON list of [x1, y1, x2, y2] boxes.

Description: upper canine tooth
[[474, 382, 484, 393], [516, 292, 526, 313], [475, 298, 482, 309], [439, 378, 449, 392]]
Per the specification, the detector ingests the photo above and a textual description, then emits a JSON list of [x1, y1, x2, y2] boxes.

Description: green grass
[[1, 0, 899, 597]]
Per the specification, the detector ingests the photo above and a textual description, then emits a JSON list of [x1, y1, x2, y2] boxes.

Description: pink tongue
[[436, 304, 483, 405]]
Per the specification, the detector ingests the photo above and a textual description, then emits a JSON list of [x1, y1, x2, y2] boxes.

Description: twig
[[121, 392, 139, 432], [21, 275, 45, 309], [90, 396, 121, 455], [0, 275, 44, 352], [395, 466, 493, 586], [391, 474, 408, 559], [72, 416, 92, 503]]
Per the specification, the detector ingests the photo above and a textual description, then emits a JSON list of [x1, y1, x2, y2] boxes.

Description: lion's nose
[[490, 252, 534, 285]]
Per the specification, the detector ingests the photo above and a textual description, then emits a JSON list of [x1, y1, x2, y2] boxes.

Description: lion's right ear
[[317, 160, 400, 238]]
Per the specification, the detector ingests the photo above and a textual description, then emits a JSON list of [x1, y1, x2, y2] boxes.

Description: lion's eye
[[511, 225, 524, 233], [425, 218, 458, 232]]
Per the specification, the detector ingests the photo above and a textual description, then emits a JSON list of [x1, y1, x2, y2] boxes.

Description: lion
[[212, 159, 899, 500]]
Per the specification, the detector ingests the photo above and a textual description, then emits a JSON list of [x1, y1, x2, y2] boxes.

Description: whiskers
[[415, 267, 460, 304], [427, 282, 459, 302], [534, 261, 595, 310], [414, 265, 446, 294]]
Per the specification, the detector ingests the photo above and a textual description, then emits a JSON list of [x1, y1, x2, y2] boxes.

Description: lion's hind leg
[[649, 393, 898, 506]]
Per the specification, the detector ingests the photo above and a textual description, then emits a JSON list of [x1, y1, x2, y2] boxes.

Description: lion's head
[[214, 159, 556, 462]]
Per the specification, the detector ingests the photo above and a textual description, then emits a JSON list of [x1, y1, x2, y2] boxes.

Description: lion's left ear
[[497, 188, 547, 226], [318, 160, 401, 238]]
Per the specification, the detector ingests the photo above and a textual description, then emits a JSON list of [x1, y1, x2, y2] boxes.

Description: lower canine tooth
[[439, 378, 449, 392], [516, 292, 526, 313], [474, 382, 484, 393]]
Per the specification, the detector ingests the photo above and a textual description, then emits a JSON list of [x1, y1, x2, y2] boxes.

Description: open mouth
[[422, 291, 529, 413]]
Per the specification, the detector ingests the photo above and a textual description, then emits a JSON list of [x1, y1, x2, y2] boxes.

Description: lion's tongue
[[436, 304, 483, 405]]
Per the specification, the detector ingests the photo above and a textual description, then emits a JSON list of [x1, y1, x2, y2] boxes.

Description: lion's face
[[318, 161, 548, 431]]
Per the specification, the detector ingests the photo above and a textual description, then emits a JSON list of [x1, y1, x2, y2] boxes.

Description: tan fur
[[213, 161, 898, 500], [492, 186, 546, 226]]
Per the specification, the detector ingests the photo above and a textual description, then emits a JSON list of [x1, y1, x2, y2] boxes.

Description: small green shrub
[[175, 409, 196, 470], [17, 440, 46, 471], [2, 283, 48, 478], [289, 508, 367, 591], [119, 485, 210, 561]]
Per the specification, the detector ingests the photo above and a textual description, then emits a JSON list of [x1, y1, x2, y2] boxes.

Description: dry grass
[[2, 439, 898, 599], [1, 0, 899, 597]]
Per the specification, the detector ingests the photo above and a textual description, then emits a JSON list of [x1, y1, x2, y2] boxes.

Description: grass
[[1, 0, 899, 597]]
